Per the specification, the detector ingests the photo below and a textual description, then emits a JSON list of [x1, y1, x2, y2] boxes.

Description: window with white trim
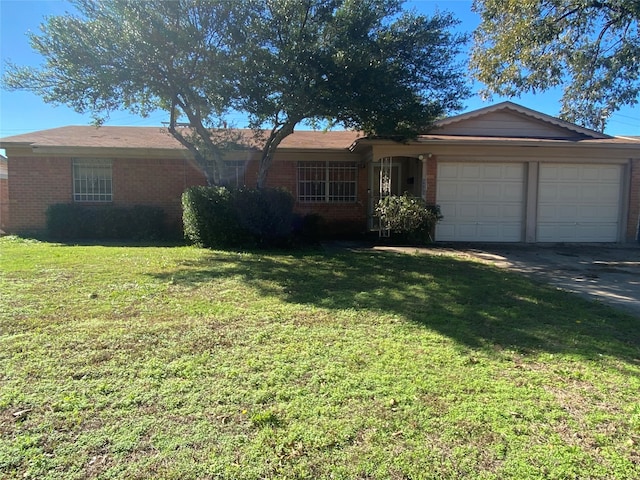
[[73, 159, 113, 202], [298, 161, 357, 203], [221, 160, 246, 187]]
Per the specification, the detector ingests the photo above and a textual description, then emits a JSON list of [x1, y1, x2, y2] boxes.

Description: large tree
[[236, 0, 469, 186], [4, 0, 240, 185], [4, 0, 469, 187], [471, 0, 640, 132]]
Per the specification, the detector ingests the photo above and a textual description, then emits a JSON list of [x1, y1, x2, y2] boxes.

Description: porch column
[[420, 156, 428, 202]]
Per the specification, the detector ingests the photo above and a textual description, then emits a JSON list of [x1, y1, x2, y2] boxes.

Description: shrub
[[375, 194, 442, 244], [182, 186, 247, 248], [46, 204, 165, 240], [233, 188, 294, 246], [182, 186, 294, 248]]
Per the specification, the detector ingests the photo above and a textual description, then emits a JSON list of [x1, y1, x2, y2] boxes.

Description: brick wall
[[113, 157, 206, 233], [263, 159, 369, 235], [8, 151, 637, 241], [8, 157, 73, 234], [7, 155, 207, 235], [628, 158, 640, 242], [0, 179, 8, 232], [0, 160, 7, 232], [6, 154, 370, 237]]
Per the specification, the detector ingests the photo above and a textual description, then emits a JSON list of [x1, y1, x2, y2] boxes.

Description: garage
[[368, 102, 638, 243], [436, 162, 525, 242], [537, 164, 622, 242]]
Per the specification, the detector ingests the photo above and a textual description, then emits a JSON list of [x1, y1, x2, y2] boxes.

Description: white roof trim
[[434, 101, 611, 139], [615, 135, 640, 142]]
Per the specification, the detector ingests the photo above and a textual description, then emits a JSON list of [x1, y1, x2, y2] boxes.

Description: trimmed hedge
[[182, 186, 247, 248], [46, 204, 165, 241], [182, 186, 294, 248]]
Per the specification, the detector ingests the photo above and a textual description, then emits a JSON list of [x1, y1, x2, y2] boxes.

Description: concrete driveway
[[456, 244, 640, 317], [371, 243, 640, 317]]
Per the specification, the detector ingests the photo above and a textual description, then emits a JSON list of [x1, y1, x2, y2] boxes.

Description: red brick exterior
[[628, 158, 640, 242], [0, 179, 7, 232], [0, 159, 7, 232], [5, 151, 639, 242], [7, 156, 207, 235], [112, 157, 206, 233], [7, 157, 73, 234], [6, 155, 370, 237], [260, 160, 369, 235]]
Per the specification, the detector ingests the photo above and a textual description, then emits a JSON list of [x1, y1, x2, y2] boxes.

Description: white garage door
[[537, 164, 622, 242], [436, 163, 525, 242]]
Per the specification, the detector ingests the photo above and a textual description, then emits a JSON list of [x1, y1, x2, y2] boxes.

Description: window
[[298, 161, 357, 203], [221, 160, 246, 188], [73, 159, 112, 202]]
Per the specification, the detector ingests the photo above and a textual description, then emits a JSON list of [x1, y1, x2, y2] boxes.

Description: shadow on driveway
[[377, 243, 640, 318]]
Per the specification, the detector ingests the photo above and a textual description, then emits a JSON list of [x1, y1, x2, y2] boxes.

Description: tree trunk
[[256, 121, 296, 189], [168, 110, 227, 187]]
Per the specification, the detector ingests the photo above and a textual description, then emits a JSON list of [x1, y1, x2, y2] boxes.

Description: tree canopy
[[471, 0, 640, 132], [4, 0, 469, 186]]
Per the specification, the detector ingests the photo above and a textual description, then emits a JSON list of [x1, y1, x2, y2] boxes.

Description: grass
[[1, 235, 639, 479]]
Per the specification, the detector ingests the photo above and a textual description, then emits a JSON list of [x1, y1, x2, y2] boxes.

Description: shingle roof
[[1, 123, 637, 154], [0, 126, 364, 151]]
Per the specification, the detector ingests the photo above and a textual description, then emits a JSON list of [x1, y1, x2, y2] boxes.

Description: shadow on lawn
[[154, 248, 640, 363]]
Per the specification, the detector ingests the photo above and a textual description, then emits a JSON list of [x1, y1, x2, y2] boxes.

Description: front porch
[[367, 155, 429, 231]]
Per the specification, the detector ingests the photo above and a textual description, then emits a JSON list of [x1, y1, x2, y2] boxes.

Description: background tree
[[4, 0, 469, 187], [471, 0, 640, 132]]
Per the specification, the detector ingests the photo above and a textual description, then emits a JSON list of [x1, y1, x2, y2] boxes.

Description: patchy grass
[[1, 236, 639, 479]]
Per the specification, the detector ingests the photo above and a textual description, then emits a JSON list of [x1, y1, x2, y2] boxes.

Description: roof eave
[[3, 143, 358, 158], [350, 135, 640, 150]]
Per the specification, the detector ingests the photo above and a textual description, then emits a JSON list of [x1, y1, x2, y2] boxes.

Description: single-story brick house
[[1, 101, 639, 242]]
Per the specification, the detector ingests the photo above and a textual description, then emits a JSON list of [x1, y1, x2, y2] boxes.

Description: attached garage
[[537, 164, 623, 243], [436, 162, 525, 242], [435, 161, 626, 243], [418, 102, 640, 244]]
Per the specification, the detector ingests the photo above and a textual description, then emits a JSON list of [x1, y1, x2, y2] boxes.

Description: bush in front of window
[[46, 204, 165, 241], [182, 186, 249, 248], [182, 186, 294, 249], [375, 194, 443, 244], [233, 187, 294, 247]]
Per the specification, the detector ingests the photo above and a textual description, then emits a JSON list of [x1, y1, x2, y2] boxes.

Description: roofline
[[349, 135, 640, 152], [433, 101, 612, 140], [0, 126, 363, 152], [415, 138, 638, 150], [1, 144, 359, 158]]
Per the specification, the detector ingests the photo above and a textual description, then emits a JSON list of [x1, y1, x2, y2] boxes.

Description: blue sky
[[0, 0, 638, 138]]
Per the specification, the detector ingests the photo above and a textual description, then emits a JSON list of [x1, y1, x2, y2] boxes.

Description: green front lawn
[[1, 236, 638, 479]]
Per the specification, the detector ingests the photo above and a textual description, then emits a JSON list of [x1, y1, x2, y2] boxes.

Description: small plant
[[249, 410, 281, 428], [375, 193, 442, 243]]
